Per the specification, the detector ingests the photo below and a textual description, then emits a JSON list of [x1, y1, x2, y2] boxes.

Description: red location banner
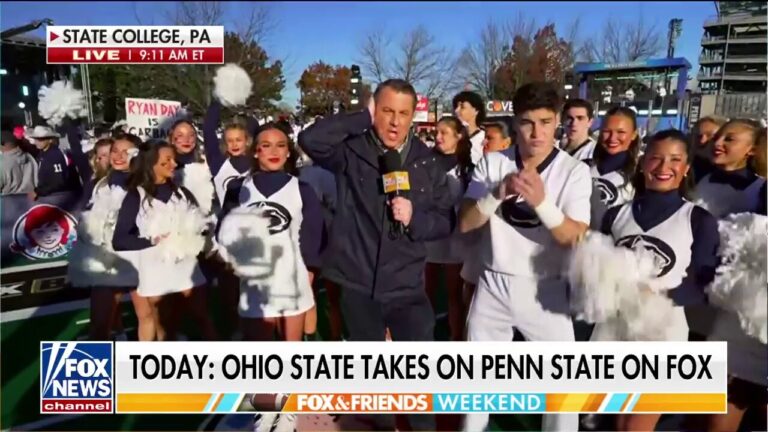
[[47, 47, 224, 64]]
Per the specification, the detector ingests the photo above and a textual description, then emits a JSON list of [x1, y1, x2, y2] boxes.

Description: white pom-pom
[[111, 120, 128, 133], [217, 207, 273, 278], [38, 81, 88, 127], [80, 185, 128, 248], [568, 232, 658, 323], [707, 213, 768, 343], [143, 198, 207, 262], [213, 63, 253, 107], [178, 163, 214, 215], [617, 288, 677, 340]]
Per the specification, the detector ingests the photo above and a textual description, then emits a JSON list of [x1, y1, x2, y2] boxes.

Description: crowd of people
[[1, 77, 766, 432]]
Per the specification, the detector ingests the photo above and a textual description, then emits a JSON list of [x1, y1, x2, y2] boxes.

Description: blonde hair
[[718, 118, 762, 172], [90, 138, 114, 181], [752, 127, 767, 178], [697, 115, 728, 129], [221, 121, 253, 155]]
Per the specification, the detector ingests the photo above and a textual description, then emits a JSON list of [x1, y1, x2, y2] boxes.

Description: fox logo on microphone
[[40, 342, 113, 413]]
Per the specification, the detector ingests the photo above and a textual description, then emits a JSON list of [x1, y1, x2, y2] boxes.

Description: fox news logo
[[40, 342, 113, 414]]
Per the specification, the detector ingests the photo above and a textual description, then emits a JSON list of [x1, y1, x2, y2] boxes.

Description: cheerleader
[[690, 115, 727, 183], [67, 131, 151, 341], [168, 120, 219, 340], [217, 122, 323, 432], [425, 116, 473, 341], [596, 129, 720, 431], [452, 91, 486, 164], [202, 99, 259, 338], [694, 121, 766, 432], [112, 140, 210, 341], [560, 98, 596, 162], [482, 121, 513, 153], [688, 119, 766, 341], [589, 107, 639, 229], [217, 122, 322, 340]]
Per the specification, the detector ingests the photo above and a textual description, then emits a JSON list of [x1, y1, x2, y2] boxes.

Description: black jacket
[[298, 111, 454, 300]]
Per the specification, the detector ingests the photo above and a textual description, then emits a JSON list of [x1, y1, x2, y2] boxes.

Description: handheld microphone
[[380, 150, 411, 238]]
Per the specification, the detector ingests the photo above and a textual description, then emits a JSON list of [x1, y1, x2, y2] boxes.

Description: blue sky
[[2, 1, 716, 106]]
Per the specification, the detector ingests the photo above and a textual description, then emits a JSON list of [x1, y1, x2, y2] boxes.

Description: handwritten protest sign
[[125, 98, 183, 140]]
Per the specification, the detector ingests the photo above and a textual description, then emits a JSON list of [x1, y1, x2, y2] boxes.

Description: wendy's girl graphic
[[10, 204, 77, 260]]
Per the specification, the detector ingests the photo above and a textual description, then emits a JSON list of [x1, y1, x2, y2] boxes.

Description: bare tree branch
[[235, 4, 273, 47], [583, 15, 663, 64], [357, 28, 391, 84], [393, 26, 443, 86], [455, 20, 507, 98]]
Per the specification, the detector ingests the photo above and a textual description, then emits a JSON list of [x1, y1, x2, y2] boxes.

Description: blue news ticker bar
[[432, 393, 546, 413]]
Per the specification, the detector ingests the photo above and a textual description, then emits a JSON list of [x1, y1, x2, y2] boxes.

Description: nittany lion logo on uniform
[[10, 204, 77, 260], [615, 234, 676, 277], [500, 196, 541, 228], [247, 201, 292, 234], [222, 175, 242, 193], [593, 178, 619, 205]]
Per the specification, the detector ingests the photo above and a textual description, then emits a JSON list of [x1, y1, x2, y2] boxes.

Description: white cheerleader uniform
[[426, 163, 466, 264], [688, 171, 766, 337], [68, 178, 138, 288], [213, 159, 249, 206], [134, 187, 206, 297], [592, 201, 695, 341], [235, 176, 314, 319], [589, 166, 635, 230]]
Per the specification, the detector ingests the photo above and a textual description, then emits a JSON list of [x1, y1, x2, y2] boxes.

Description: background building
[[698, 1, 767, 94]]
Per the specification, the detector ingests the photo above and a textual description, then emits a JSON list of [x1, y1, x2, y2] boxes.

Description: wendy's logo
[[10, 204, 77, 260]]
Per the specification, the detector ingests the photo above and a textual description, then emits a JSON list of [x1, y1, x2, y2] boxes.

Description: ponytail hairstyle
[[752, 127, 767, 178], [594, 107, 641, 185], [90, 138, 114, 182], [714, 118, 762, 173], [169, 119, 204, 162], [250, 122, 299, 176], [631, 128, 693, 200], [128, 139, 180, 206], [436, 116, 474, 188]]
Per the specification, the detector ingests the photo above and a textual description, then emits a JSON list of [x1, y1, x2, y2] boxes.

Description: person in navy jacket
[[27, 126, 80, 199], [299, 79, 452, 431]]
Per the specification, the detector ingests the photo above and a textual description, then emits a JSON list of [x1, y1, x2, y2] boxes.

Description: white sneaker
[[253, 412, 278, 432], [273, 414, 297, 432]]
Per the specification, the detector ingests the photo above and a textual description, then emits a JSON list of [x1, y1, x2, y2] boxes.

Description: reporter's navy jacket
[[298, 111, 454, 300]]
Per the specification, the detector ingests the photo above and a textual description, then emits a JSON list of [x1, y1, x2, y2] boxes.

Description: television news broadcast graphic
[[380, 150, 411, 238], [112, 341, 727, 414], [46, 26, 224, 64], [40, 341, 113, 414]]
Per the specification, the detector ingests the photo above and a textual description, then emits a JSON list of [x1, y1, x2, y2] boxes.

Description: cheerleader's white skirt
[[135, 245, 206, 297]]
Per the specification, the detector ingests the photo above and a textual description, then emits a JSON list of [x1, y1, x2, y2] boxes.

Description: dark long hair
[[250, 122, 299, 176], [169, 119, 204, 162], [631, 129, 694, 199], [594, 107, 640, 186], [437, 116, 474, 187], [128, 139, 181, 205]]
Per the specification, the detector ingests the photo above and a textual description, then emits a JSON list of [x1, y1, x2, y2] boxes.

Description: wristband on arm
[[534, 197, 565, 229]]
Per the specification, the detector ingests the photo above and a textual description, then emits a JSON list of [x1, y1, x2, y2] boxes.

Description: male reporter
[[299, 79, 453, 340], [299, 79, 451, 428]]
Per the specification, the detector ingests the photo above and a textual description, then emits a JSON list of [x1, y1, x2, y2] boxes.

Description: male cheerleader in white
[[459, 83, 591, 432]]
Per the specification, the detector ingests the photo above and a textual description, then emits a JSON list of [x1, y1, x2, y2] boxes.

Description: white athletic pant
[[463, 270, 577, 432]]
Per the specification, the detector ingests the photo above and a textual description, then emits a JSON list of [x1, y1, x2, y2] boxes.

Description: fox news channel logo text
[[46, 26, 224, 64], [40, 342, 114, 414]]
